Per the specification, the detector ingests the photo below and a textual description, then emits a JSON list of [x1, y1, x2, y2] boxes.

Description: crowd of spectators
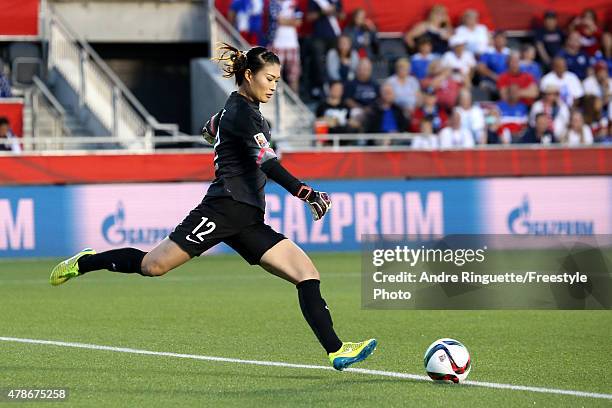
[[228, 1, 612, 147]]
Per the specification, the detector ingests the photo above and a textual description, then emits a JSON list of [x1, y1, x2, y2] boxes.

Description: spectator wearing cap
[[497, 52, 538, 105], [518, 112, 557, 144], [0, 117, 20, 153], [456, 88, 485, 144], [540, 57, 584, 107], [557, 31, 590, 80], [562, 110, 594, 145], [410, 86, 448, 133], [529, 84, 570, 139], [477, 31, 510, 87], [535, 10, 564, 68], [384, 58, 421, 115], [364, 83, 408, 139], [496, 84, 529, 140], [439, 109, 475, 148], [420, 59, 462, 111], [441, 35, 476, 81], [519, 44, 542, 81], [411, 36, 439, 81], [583, 61, 611, 104], [454, 9, 489, 56]]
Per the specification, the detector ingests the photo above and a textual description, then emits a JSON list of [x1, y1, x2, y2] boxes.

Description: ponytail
[[214, 42, 280, 86], [215, 43, 249, 82]]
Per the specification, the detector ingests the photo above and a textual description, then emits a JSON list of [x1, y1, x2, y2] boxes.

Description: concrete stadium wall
[[50, 0, 210, 43], [190, 58, 235, 134]]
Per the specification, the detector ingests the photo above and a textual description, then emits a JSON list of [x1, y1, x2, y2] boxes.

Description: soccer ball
[[423, 338, 471, 383]]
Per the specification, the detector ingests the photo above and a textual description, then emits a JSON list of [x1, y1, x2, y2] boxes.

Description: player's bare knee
[[140, 259, 168, 277], [299, 268, 320, 282]]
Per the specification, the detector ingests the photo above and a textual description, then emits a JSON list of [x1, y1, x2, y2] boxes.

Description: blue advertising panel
[[263, 179, 483, 251], [0, 186, 74, 257], [1, 177, 610, 258]]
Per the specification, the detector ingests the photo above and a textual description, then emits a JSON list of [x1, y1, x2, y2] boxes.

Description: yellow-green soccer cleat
[[49, 248, 96, 286], [329, 339, 378, 371]]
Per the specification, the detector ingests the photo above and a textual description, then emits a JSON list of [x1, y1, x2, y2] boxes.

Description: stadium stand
[[0, 0, 184, 152], [0, 0, 610, 152]]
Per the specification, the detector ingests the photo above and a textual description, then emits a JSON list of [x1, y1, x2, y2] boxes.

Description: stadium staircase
[[25, 6, 181, 151]]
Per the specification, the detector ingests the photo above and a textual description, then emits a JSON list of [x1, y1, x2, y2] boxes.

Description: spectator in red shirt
[[497, 52, 538, 105], [420, 59, 462, 111], [569, 8, 602, 57], [410, 86, 448, 133]]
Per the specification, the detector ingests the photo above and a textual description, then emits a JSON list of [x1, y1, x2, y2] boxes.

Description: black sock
[[296, 279, 343, 354], [78, 248, 146, 275]]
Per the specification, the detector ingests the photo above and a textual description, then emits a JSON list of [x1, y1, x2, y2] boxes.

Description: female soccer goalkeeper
[[50, 44, 376, 371]]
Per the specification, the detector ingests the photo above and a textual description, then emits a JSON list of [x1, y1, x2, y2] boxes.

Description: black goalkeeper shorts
[[168, 196, 286, 265]]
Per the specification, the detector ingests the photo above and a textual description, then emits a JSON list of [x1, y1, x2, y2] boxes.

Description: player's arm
[[259, 158, 332, 221], [236, 111, 331, 220], [201, 110, 223, 145]]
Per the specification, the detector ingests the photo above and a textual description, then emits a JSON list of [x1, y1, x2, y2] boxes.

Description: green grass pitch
[[1, 253, 611, 407]]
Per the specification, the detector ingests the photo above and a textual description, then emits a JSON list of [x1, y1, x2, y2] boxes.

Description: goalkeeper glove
[[296, 184, 332, 221], [202, 111, 222, 145]]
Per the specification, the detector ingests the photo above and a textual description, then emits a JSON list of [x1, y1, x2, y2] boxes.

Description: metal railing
[[26, 76, 70, 151], [46, 7, 179, 151], [208, 6, 315, 139], [6, 132, 609, 155]]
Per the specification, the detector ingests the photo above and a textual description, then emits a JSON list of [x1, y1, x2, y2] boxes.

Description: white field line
[[0, 272, 360, 285], [1, 336, 611, 400]]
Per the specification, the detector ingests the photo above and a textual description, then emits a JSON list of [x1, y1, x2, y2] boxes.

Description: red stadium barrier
[[0, 0, 39, 37], [215, 0, 612, 32], [341, 0, 612, 32], [0, 148, 611, 185], [0, 99, 24, 137]]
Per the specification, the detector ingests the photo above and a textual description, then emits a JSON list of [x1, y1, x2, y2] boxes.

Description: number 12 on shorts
[[186, 217, 216, 243]]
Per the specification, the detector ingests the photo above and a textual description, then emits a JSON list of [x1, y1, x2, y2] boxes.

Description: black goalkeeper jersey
[[205, 91, 277, 211]]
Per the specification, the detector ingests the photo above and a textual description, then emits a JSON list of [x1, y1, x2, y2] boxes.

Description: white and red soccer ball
[[424, 338, 471, 383]]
